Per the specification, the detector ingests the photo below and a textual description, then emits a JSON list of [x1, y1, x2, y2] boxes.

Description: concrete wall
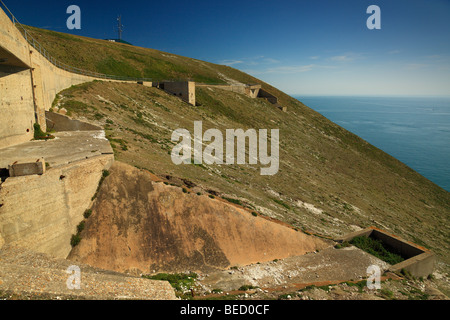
[[196, 84, 289, 111], [0, 8, 31, 68], [0, 7, 142, 149], [258, 88, 287, 111], [0, 7, 38, 149], [29, 48, 97, 132], [196, 84, 261, 98], [0, 65, 35, 148], [137, 81, 152, 87], [0, 7, 98, 148], [0, 154, 114, 258], [245, 85, 261, 98], [258, 88, 278, 104], [207, 84, 247, 95], [163, 81, 196, 105]]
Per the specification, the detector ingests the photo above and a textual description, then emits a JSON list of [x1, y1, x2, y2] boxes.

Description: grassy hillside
[[24, 25, 227, 83], [29, 26, 449, 268]]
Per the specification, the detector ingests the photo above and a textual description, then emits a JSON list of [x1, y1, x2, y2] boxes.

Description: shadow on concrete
[[0, 64, 29, 78], [46, 111, 102, 132]]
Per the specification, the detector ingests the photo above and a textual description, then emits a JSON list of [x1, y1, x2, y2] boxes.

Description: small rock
[[332, 287, 346, 296]]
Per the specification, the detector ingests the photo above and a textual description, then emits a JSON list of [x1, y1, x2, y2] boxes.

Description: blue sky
[[3, 0, 450, 96]]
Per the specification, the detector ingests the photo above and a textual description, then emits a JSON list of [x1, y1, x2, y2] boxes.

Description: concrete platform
[[0, 131, 113, 170], [200, 246, 391, 292]]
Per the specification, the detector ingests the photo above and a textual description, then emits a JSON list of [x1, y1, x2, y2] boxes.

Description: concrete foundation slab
[[0, 131, 113, 170], [336, 227, 436, 278]]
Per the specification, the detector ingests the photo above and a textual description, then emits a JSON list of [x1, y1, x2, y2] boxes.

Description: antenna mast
[[117, 15, 123, 41]]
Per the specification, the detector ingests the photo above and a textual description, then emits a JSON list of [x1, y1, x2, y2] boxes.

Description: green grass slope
[[31, 26, 449, 269]]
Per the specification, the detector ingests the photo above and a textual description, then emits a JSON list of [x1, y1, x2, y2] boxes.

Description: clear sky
[[3, 0, 450, 96]]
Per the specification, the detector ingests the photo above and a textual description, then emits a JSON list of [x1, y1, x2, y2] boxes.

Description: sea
[[294, 95, 450, 192]]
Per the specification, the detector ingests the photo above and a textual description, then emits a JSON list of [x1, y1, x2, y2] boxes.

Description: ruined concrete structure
[[257, 88, 287, 112], [154, 81, 196, 105], [337, 227, 436, 278], [196, 83, 261, 97], [0, 4, 283, 261], [0, 7, 439, 294], [0, 7, 115, 258], [196, 83, 286, 111], [0, 154, 114, 257], [0, 6, 204, 261]]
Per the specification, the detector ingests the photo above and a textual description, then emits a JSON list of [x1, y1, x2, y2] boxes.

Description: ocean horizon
[[294, 95, 450, 192]]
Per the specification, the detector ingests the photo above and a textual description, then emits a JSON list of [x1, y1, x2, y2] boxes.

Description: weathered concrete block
[[389, 251, 436, 278], [245, 84, 261, 98], [137, 81, 152, 87], [163, 81, 196, 105], [8, 158, 46, 177]]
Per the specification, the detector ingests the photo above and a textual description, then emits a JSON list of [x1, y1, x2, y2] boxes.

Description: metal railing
[[0, 0, 153, 82]]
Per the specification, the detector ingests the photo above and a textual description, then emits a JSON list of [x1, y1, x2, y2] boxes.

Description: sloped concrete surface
[[0, 131, 113, 169], [68, 162, 330, 274], [0, 245, 177, 300]]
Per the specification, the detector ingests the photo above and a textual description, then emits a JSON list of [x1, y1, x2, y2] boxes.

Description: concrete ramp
[[0, 245, 177, 300], [68, 162, 330, 274]]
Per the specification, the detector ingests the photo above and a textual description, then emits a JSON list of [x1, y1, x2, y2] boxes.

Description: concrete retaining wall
[[258, 88, 278, 104], [0, 7, 143, 149], [0, 154, 114, 258], [196, 84, 262, 98], [0, 8, 31, 68], [0, 65, 35, 148], [0, 7, 97, 148], [196, 84, 287, 111], [29, 48, 97, 132]]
